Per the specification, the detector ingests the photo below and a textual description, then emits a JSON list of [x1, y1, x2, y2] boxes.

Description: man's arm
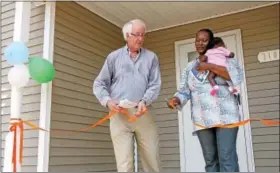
[[93, 57, 113, 107], [141, 55, 161, 106]]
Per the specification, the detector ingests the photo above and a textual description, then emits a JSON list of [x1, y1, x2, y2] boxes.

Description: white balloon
[[8, 64, 30, 88]]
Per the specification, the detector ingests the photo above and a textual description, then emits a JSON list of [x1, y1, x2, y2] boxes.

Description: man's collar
[[125, 44, 142, 54]]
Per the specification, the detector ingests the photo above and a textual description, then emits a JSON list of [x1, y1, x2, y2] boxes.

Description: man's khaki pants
[[110, 107, 161, 172]]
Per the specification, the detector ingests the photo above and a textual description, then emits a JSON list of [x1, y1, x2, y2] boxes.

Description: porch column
[[37, 2, 56, 172], [3, 1, 31, 172]]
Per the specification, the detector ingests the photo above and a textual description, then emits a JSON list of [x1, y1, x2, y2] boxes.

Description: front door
[[174, 29, 254, 172]]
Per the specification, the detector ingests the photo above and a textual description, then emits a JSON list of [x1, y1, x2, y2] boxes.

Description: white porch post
[[3, 2, 31, 172], [134, 137, 138, 172], [37, 2, 56, 172]]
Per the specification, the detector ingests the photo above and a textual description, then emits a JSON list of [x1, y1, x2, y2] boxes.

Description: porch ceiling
[[76, 1, 275, 32]]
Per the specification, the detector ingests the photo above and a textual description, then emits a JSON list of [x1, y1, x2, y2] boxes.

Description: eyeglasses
[[130, 33, 145, 38]]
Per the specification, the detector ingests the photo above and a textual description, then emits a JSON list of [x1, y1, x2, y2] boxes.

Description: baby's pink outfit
[[205, 47, 231, 67], [205, 47, 237, 95]]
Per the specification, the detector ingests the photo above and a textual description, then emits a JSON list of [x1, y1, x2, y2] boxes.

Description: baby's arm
[[218, 47, 234, 58]]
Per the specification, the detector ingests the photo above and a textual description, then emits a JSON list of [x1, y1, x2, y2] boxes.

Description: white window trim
[[37, 2, 56, 172], [174, 29, 255, 172]]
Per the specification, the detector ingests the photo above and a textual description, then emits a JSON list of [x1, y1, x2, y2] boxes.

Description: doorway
[[174, 29, 255, 172]]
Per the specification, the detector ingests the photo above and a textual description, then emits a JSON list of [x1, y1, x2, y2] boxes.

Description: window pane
[[188, 51, 199, 62]]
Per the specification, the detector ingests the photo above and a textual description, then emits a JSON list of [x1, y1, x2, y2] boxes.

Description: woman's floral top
[[174, 58, 244, 133]]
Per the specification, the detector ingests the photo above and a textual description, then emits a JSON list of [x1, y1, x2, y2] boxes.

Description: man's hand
[[167, 97, 180, 109], [135, 100, 147, 117], [106, 99, 120, 112]]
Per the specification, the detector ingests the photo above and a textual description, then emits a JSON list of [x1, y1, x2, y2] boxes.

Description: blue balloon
[[4, 41, 29, 64]]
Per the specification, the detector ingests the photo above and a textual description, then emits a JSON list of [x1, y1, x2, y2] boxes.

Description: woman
[[168, 29, 243, 172]]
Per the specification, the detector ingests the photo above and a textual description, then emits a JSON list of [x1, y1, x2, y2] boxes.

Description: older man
[[93, 19, 162, 172]]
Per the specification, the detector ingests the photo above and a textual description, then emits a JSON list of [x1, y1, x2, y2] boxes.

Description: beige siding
[[1, 2, 45, 172], [49, 2, 124, 172], [144, 4, 279, 172]]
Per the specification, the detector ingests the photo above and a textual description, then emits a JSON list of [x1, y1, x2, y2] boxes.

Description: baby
[[200, 37, 237, 96]]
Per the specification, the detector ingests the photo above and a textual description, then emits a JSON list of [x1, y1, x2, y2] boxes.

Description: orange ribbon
[[9, 118, 24, 172], [9, 108, 147, 171], [167, 98, 280, 128], [22, 108, 147, 134], [194, 118, 280, 129]]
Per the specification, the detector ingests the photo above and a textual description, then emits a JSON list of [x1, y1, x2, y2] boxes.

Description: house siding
[[48, 2, 123, 172], [144, 4, 279, 172], [1, 2, 45, 172]]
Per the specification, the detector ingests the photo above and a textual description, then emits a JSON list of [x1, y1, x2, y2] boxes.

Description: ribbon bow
[[9, 118, 24, 172]]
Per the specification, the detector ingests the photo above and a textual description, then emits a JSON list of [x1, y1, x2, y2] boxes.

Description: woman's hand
[[197, 62, 231, 80], [196, 62, 211, 72], [167, 97, 180, 109]]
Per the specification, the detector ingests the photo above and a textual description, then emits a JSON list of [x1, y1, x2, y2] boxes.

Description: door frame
[[174, 29, 255, 172]]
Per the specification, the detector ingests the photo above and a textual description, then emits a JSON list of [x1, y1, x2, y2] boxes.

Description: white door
[[175, 29, 255, 172]]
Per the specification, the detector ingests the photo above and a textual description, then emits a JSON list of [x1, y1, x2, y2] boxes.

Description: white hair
[[122, 19, 146, 41]]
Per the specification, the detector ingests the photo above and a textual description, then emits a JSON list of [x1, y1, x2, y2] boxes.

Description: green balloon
[[28, 57, 55, 83]]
